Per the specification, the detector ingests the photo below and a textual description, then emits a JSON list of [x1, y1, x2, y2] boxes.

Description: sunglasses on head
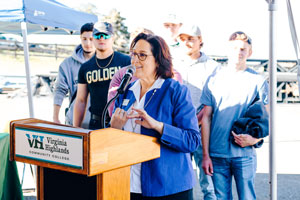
[[230, 32, 252, 45], [93, 33, 111, 40]]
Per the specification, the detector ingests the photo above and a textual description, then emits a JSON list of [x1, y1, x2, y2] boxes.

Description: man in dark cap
[[73, 21, 131, 130], [201, 31, 269, 199], [53, 22, 94, 128]]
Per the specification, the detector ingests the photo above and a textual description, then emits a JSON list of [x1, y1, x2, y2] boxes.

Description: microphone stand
[[101, 93, 119, 129], [101, 75, 132, 128], [101, 65, 135, 128]]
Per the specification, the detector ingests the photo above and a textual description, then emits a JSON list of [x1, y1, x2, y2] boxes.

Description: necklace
[[131, 88, 157, 133], [95, 52, 114, 69]]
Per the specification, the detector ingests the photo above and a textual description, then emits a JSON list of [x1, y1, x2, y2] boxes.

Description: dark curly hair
[[130, 33, 174, 79]]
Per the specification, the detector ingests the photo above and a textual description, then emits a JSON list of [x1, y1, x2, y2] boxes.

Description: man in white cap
[[162, 14, 183, 53], [73, 21, 131, 130], [174, 24, 220, 200]]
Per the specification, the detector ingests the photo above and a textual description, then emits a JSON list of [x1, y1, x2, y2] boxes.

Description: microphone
[[117, 65, 136, 94]]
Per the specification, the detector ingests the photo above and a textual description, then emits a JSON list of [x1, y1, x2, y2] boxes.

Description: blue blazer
[[114, 78, 201, 197]]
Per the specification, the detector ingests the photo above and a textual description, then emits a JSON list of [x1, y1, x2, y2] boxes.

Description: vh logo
[[25, 134, 44, 149]]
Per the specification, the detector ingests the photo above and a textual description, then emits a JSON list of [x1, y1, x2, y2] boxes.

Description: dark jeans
[[89, 113, 110, 130], [89, 118, 101, 130], [130, 189, 193, 200]]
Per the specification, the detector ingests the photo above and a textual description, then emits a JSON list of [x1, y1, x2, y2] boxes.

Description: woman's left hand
[[127, 107, 164, 134]]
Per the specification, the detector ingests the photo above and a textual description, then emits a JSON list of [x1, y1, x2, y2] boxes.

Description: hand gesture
[[127, 107, 164, 134], [110, 108, 128, 129]]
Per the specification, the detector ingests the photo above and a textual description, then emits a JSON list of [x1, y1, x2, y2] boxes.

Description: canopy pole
[[286, 0, 300, 98], [268, 1, 277, 199], [21, 22, 34, 118], [298, 65, 300, 96]]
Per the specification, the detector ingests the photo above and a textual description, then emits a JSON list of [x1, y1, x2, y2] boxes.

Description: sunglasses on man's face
[[93, 34, 111, 40]]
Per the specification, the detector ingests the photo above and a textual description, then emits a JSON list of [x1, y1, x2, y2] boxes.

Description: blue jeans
[[194, 146, 216, 200], [210, 155, 257, 200]]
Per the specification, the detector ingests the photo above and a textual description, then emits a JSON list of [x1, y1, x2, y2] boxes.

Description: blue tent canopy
[[0, 1, 98, 188], [0, 0, 98, 35], [0, 0, 98, 118]]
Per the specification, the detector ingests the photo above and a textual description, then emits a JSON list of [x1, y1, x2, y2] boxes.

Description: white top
[[173, 52, 220, 108], [123, 78, 164, 193]]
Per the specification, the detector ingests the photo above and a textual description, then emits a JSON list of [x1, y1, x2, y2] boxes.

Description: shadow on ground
[[193, 173, 300, 200], [23, 173, 300, 200]]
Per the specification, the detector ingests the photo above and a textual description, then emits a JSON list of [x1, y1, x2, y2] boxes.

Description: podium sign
[[15, 127, 83, 169], [10, 118, 160, 200]]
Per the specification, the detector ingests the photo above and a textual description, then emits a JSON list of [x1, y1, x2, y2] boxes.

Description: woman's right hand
[[110, 108, 128, 129]]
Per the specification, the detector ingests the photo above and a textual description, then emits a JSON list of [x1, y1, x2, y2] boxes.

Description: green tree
[[102, 9, 130, 53], [73, 4, 130, 53]]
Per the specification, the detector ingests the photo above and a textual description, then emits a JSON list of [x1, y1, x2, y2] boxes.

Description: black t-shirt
[[78, 51, 131, 116]]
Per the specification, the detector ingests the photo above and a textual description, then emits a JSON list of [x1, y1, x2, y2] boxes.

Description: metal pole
[[286, 0, 300, 96], [298, 64, 300, 96], [268, 1, 277, 199], [21, 22, 35, 118], [20, 22, 36, 190]]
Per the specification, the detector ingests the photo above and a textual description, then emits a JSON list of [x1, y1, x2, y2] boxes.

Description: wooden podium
[[10, 118, 160, 200]]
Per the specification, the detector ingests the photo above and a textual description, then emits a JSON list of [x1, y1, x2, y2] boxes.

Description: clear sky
[[55, 0, 300, 60]]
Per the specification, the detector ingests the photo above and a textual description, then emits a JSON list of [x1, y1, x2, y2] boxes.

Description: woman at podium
[[111, 33, 201, 200]]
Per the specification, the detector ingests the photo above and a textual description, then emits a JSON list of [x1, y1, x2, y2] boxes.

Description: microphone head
[[126, 65, 136, 76]]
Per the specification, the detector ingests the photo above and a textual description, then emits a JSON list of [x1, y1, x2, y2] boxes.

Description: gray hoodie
[[54, 44, 91, 128]]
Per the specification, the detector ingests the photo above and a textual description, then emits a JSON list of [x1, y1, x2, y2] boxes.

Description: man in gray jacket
[[53, 23, 95, 128], [175, 24, 220, 200]]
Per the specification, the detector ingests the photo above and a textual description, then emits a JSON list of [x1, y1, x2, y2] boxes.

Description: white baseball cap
[[179, 25, 201, 36], [163, 14, 182, 24]]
